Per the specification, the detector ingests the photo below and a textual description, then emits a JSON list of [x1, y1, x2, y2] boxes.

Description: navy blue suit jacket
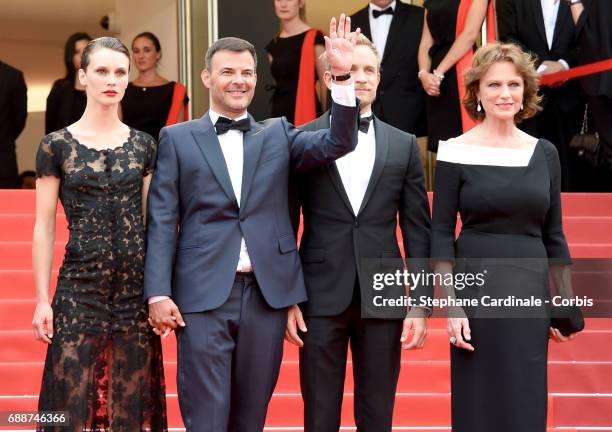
[[144, 101, 359, 313]]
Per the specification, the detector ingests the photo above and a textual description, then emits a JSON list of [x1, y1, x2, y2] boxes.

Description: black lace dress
[[35, 128, 167, 431]]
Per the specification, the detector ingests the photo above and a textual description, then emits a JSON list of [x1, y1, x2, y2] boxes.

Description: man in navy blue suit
[[144, 15, 361, 432]]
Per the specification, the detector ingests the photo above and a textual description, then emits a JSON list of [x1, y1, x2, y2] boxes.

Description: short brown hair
[[463, 42, 542, 123], [320, 33, 380, 72], [205, 37, 257, 70]]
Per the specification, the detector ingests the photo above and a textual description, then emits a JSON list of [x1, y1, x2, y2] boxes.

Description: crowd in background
[[1, 0, 611, 191]]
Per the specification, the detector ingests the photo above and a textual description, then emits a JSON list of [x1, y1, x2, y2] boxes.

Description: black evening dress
[[45, 80, 87, 134], [423, 0, 464, 152], [265, 30, 325, 124], [35, 128, 167, 431], [121, 81, 188, 141], [431, 139, 571, 432]]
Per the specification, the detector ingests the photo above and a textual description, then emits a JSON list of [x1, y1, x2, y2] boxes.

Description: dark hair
[[132, 31, 162, 52], [63, 32, 92, 83], [205, 37, 257, 70], [81, 37, 131, 71]]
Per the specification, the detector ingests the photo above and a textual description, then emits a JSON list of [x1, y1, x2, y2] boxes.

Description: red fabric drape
[[455, 0, 497, 132], [165, 82, 189, 126], [294, 29, 319, 126]]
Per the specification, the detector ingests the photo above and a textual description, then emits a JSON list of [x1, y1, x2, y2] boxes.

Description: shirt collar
[[208, 108, 249, 127], [370, 1, 396, 12]]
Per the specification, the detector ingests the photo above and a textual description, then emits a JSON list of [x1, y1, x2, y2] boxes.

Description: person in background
[[45, 32, 91, 134], [121, 32, 189, 141], [266, 0, 326, 126], [418, 0, 489, 153], [567, 0, 612, 191], [0, 60, 27, 188], [431, 43, 577, 432], [351, 0, 426, 135], [497, 0, 582, 190], [32, 37, 167, 430]]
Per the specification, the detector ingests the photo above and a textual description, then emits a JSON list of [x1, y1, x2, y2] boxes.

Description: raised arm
[[289, 14, 360, 173]]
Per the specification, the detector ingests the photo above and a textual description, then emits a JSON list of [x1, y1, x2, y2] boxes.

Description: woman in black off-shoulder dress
[[32, 37, 167, 431], [431, 43, 577, 432]]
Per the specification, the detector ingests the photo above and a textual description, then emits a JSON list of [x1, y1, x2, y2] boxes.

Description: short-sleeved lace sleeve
[[143, 133, 158, 176], [35, 134, 62, 178]]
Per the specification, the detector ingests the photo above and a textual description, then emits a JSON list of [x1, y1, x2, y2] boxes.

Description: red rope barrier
[[539, 58, 612, 86]]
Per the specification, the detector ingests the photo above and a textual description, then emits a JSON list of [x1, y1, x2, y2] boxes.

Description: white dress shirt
[[335, 111, 376, 214], [540, 0, 569, 70], [369, 0, 396, 58], [148, 81, 356, 303]]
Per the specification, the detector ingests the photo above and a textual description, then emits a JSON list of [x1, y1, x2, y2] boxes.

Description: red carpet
[[0, 190, 611, 430]]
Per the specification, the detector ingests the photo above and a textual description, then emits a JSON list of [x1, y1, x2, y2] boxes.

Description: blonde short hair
[[463, 42, 542, 123]]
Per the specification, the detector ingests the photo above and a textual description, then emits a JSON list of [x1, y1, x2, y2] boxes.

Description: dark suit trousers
[[299, 283, 403, 432], [177, 274, 287, 432]]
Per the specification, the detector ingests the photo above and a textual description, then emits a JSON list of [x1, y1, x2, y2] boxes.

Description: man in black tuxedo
[[497, 0, 582, 190], [145, 15, 360, 432], [286, 34, 431, 432], [0, 61, 27, 188], [350, 1, 426, 135]]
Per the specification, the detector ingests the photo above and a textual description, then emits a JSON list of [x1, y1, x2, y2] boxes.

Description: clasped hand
[[148, 298, 185, 338]]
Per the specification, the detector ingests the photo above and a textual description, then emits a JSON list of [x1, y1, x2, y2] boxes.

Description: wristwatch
[[331, 72, 352, 82]]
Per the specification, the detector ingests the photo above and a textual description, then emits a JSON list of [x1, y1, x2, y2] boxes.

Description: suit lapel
[[240, 116, 265, 210], [191, 114, 238, 207], [357, 116, 389, 216], [318, 112, 355, 216], [531, 0, 549, 51], [552, 2, 569, 50], [352, 5, 372, 40], [381, 3, 405, 64]]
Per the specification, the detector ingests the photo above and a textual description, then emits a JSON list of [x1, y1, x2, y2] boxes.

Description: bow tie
[[372, 7, 394, 18], [215, 116, 251, 135], [359, 115, 372, 134]]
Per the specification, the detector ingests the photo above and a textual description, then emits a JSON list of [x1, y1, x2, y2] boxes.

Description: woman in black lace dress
[[31, 37, 167, 431]]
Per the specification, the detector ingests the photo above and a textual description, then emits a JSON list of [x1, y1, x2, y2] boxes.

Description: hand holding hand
[[420, 72, 441, 96], [148, 298, 185, 338]]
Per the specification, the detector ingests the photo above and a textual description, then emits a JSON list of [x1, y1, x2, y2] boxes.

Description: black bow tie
[[359, 116, 372, 134], [215, 117, 251, 135], [372, 7, 394, 18]]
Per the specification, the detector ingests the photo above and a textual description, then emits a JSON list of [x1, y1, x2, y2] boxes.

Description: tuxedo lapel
[[318, 112, 355, 216], [357, 116, 389, 216], [381, 3, 405, 64], [352, 7, 372, 43], [552, 2, 569, 50], [240, 116, 265, 210], [530, 0, 549, 51], [191, 114, 238, 207]]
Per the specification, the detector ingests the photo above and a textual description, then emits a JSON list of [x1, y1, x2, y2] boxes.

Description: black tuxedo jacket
[[351, 2, 426, 135], [0, 61, 27, 183], [295, 112, 431, 317], [497, 0, 581, 113]]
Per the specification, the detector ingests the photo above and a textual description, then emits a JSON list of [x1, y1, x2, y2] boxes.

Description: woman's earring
[[520, 103, 524, 111], [477, 100, 482, 112]]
